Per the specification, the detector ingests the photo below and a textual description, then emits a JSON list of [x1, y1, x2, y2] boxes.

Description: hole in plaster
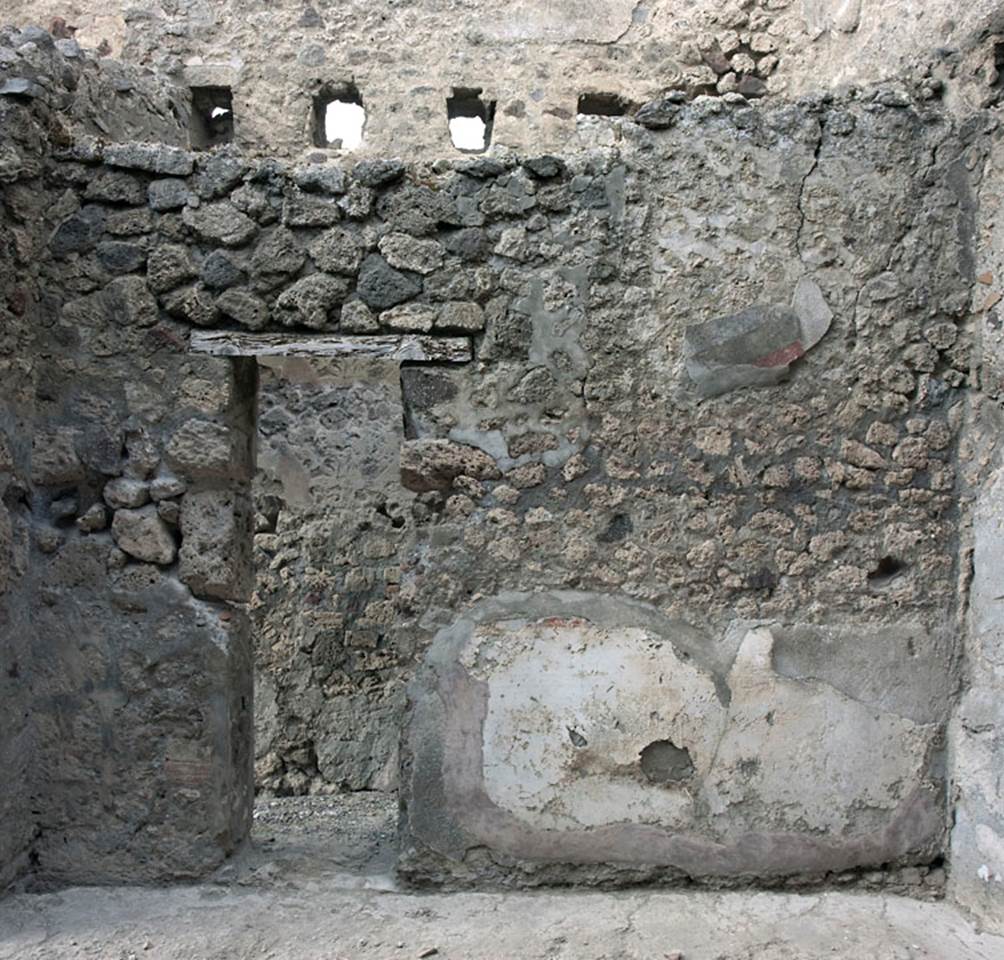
[[313, 84, 366, 150], [597, 513, 632, 543], [577, 92, 633, 117], [868, 555, 905, 586], [992, 40, 1004, 87], [567, 727, 588, 748], [639, 739, 694, 784], [447, 87, 495, 153], [190, 86, 234, 150]]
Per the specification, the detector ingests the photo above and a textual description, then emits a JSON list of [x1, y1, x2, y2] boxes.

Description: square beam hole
[[447, 87, 496, 153], [190, 86, 234, 150], [313, 83, 365, 150], [577, 92, 633, 117]]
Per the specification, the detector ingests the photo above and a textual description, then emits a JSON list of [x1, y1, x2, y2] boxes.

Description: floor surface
[[2, 794, 1002, 960]]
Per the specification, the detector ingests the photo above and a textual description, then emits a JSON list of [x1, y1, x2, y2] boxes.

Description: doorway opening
[[240, 354, 410, 885]]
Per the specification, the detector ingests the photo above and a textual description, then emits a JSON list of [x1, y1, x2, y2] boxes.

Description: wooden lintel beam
[[189, 330, 472, 363]]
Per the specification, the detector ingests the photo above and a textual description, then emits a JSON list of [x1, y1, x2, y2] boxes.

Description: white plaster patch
[[468, 617, 724, 831], [702, 628, 932, 837], [467, 620, 936, 841]]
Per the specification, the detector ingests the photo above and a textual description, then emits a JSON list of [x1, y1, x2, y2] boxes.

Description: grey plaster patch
[[683, 283, 833, 398]]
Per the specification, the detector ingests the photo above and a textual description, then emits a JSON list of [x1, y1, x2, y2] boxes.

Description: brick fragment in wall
[[400, 439, 501, 492]]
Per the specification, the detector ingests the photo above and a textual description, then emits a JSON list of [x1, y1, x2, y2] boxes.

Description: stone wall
[[949, 117, 1004, 931], [0, 10, 1001, 932], [0, 76, 43, 891], [6, 0, 1004, 160], [397, 91, 978, 889], [0, 28, 253, 887]]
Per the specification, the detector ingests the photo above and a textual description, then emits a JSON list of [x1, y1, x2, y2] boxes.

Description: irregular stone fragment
[[436, 300, 484, 331], [104, 276, 159, 327], [380, 303, 437, 332], [194, 152, 248, 199], [378, 232, 444, 275], [147, 178, 190, 211], [250, 228, 306, 289], [50, 496, 79, 522], [339, 299, 378, 333], [508, 366, 557, 404], [157, 500, 181, 526], [791, 277, 833, 348], [147, 243, 196, 293], [105, 208, 154, 237], [111, 506, 177, 565], [217, 288, 269, 330], [634, 98, 683, 129], [275, 273, 348, 329], [96, 241, 146, 274], [84, 171, 145, 205], [356, 254, 422, 310], [339, 184, 374, 219], [31, 429, 83, 485], [841, 440, 886, 470], [522, 156, 566, 179], [163, 285, 219, 327], [0, 78, 46, 99], [50, 205, 105, 256], [352, 158, 405, 187], [105, 143, 194, 176], [738, 75, 768, 99], [494, 226, 531, 261], [124, 429, 160, 479], [292, 165, 347, 195], [376, 184, 447, 235], [444, 227, 488, 261], [201, 250, 245, 290], [182, 202, 258, 247], [400, 439, 501, 492], [150, 475, 187, 501], [165, 419, 236, 479], [457, 158, 506, 179], [36, 528, 62, 554], [283, 188, 342, 227], [76, 503, 108, 533], [305, 232, 364, 282], [103, 477, 150, 509], [179, 489, 253, 600], [231, 183, 275, 222]]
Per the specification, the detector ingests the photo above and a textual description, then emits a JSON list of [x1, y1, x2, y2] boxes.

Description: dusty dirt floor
[[2, 794, 1003, 960]]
